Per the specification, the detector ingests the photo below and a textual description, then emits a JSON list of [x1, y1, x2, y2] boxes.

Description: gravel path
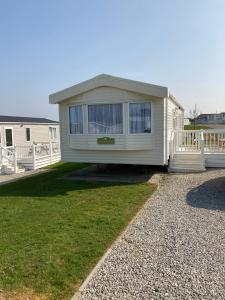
[[76, 169, 225, 300]]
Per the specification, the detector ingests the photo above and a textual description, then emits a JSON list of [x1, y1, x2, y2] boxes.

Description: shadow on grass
[[0, 163, 144, 198], [186, 176, 225, 211]]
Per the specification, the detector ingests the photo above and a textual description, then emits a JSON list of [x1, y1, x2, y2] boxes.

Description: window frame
[[128, 101, 153, 135], [4, 127, 14, 147], [25, 127, 31, 142], [68, 104, 84, 135], [87, 102, 124, 135], [49, 126, 57, 139]]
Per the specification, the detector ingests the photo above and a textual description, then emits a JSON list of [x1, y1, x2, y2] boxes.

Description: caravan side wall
[[166, 98, 184, 160], [0, 124, 60, 147], [59, 86, 166, 165]]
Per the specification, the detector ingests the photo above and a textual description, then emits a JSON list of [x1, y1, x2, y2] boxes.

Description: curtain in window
[[129, 103, 151, 133], [88, 104, 123, 134], [69, 105, 83, 134]]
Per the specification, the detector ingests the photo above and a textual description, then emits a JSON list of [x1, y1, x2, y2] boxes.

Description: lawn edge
[[71, 174, 161, 300]]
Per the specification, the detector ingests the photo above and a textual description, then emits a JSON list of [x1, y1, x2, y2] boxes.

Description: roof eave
[[169, 93, 184, 111], [0, 121, 59, 125], [49, 74, 169, 104]]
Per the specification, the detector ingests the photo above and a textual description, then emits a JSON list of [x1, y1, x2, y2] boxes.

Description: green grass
[[0, 163, 156, 300], [184, 124, 209, 130]]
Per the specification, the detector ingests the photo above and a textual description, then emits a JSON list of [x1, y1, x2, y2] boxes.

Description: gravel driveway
[[75, 169, 225, 300]]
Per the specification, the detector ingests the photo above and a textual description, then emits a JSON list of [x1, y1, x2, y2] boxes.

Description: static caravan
[[49, 74, 184, 167], [0, 116, 60, 147], [0, 116, 61, 174]]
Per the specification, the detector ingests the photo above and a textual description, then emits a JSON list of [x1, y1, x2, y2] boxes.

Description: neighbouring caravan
[[0, 116, 61, 174], [0, 115, 60, 147]]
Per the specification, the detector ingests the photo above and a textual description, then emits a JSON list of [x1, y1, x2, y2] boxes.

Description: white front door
[[5, 128, 13, 147]]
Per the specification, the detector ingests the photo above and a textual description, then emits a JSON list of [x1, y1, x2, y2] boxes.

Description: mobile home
[[49, 74, 184, 167], [0, 116, 61, 174], [0, 115, 60, 147]]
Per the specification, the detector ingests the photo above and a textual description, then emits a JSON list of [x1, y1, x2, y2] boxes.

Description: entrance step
[[169, 152, 205, 173]]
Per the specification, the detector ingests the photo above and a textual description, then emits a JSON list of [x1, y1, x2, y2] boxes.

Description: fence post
[[0, 146, 2, 165], [200, 131, 205, 157], [14, 145, 17, 174], [50, 143, 53, 164], [201, 131, 205, 169], [32, 144, 36, 170]]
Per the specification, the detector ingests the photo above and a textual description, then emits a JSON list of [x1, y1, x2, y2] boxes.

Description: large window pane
[[69, 105, 83, 134], [129, 103, 151, 133], [88, 104, 123, 134]]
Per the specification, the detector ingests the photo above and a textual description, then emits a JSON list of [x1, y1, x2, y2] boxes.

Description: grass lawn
[[184, 124, 209, 130], [0, 163, 156, 300]]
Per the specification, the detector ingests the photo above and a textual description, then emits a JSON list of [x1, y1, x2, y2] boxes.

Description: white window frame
[[49, 126, 57, 139], [68, 104, 84, 135], [128, 101, 153, 135], [25, 127, 31, 142], [87, 102, 124, 135], [4, 127, 14, 147]]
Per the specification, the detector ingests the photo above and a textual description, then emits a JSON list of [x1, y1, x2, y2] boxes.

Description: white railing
[[203, 129, 225, 153], [173, 130, 202, 153], [0, 145, 17, 173], [170, 129, 225, 157], [16, 145, 33, 159], [0, 146, 15, 164], [0, 142, 61, 174], [16, 143, 60, 159]]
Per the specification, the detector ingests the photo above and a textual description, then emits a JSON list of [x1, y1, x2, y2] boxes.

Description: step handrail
[[0, 145, 17, 173]]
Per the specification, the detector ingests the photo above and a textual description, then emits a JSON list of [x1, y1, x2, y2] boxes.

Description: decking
[[169, 129, 225, 172], [0, 142, 61, 174]]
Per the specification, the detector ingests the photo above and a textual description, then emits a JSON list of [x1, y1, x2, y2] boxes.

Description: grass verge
[[184, 124, 209, 130]]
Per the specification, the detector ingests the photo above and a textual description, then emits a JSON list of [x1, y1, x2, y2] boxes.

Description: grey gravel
[[77, 169, 225, 300]]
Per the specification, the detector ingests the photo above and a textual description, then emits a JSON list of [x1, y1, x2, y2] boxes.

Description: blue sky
[[0, 0, 225, 120]]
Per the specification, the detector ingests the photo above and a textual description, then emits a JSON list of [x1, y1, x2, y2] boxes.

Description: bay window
[[88, 103, 123, 134], [69, 105, 83, 134], [129, 103, 151, 134]]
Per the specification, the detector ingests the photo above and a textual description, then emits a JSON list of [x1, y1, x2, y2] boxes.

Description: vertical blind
[[88, 104, 123, 134], [69, 105, 83, 134], [129, 103, 151, 133]]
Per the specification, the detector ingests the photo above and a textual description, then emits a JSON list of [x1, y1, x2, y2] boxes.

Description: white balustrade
[[170, 129, 225, 157]]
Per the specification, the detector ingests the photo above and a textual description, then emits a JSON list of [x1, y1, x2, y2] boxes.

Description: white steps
[[169, 153, 206, 173]]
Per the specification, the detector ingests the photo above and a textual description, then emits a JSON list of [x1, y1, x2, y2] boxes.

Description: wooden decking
[[0, 142, 61, 174], [169, 129, 225, 172]]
